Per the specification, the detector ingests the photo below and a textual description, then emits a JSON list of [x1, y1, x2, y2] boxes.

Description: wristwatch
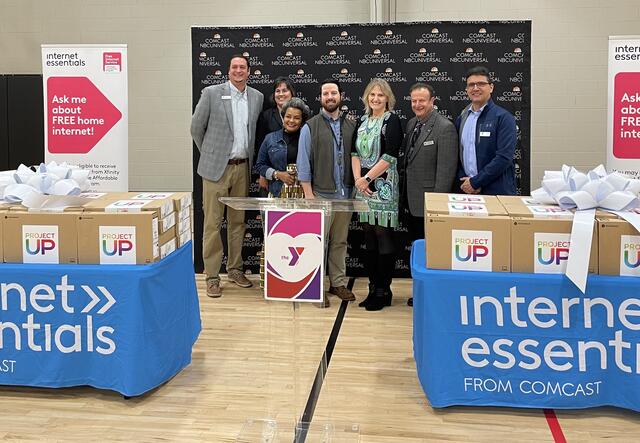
[[274, 171, 279, 181], [364, 176, 372, 183]]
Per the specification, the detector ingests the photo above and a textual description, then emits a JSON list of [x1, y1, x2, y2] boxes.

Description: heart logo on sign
[[265, 233, 322, 283]]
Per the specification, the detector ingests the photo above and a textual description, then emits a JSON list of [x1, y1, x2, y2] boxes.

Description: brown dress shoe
[[329, 286, 356, 302], [228, 270, 253, 288], [206, 279, 222, 298]]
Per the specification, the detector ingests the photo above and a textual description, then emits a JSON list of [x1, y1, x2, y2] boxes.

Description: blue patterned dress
[[351, 111, 403, 228]]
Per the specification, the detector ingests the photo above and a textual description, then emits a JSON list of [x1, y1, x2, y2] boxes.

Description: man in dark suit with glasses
[[455, 66, 517, 196]]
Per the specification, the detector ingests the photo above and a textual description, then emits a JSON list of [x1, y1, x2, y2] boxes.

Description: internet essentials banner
[[42, 44, 128, 191], [411, 240, 640, 411], [0, 243, 201, 396]]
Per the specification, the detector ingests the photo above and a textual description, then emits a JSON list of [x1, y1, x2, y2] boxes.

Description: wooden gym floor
[[1, 275, 639, 442]]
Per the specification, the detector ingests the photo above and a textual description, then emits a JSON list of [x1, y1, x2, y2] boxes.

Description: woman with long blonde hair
[[351, 78, 403, 311]]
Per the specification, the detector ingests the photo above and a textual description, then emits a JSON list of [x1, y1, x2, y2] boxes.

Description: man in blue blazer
[[455, 66, 516, 196], [191, 55, 264, 297]]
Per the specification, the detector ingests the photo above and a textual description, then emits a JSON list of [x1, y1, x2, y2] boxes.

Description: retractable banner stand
[[607, 36, 640, 178], [42, 44, 128, 191]]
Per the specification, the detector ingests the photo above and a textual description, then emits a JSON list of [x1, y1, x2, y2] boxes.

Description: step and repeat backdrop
[[191, 21, 531, 277]]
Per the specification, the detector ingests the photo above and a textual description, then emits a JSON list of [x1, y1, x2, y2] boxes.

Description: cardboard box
[[160, 237, 177, 260], [127, 192, 192, 212], [177, 228, 192, 248], [77, 212, 159, 265], [511, 217, 598, 274], [425, 213, 511, 272], [90, 191, 192, 213], [159, 225, 175, 247], [177, 211, 192, 235], [169, 192, 192, 211], [497, 195, 545, 206], [78, 192, 110, 200], [83, 197, 174, 220], [159, 211, 177, 234], [178, 205, 191, 222], [599, 218, 640, 276], [595, 207, 640, 220], [8, 205, 86, 213], [3, 211, 80, 264], [425, 192, 500, 203], [502, 202, 573, 219], [425, 198, 507, 217]]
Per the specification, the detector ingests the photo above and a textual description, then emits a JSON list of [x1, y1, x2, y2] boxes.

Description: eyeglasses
[[466, 81, 491, 90]]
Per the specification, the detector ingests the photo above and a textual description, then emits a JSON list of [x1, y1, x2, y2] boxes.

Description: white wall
[[1, 0, 638, 190], [0, 0, 369, 191], [397, 0, 640, 185]]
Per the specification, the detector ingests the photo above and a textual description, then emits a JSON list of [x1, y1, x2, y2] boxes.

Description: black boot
[[359, 283, 375, 308], [360, 251, 378, 308], [366, 287, 387, 311], [379, 254, 395, 307], [384, 286, 393, 307]]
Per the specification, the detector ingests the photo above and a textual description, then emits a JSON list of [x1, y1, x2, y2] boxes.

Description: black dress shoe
[[407, 297, 413, 307]]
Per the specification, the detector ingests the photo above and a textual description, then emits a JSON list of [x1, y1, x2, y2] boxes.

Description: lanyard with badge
[[322, 115, 345, 195]]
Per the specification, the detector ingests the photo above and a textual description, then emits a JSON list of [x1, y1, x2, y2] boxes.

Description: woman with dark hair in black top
[[255, 77, 297, 192]]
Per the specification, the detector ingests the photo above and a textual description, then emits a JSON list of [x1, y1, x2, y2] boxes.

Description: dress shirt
[[461, 103, 487, 177], [229, 81, 249, 159]]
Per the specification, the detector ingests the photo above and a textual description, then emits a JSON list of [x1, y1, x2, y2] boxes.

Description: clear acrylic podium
[[220, 197, 365, 442], [219, 197, 368, 217]]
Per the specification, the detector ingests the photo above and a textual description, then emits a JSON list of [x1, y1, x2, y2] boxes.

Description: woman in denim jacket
[[255, 98, 312, 197]]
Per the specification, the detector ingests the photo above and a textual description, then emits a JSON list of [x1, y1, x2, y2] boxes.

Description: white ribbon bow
[[532, 164, 640, 211], [531, 164, 640, 293], [2, 161, 90, 203]]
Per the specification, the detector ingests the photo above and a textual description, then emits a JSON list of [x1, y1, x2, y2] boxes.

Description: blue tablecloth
[[0, 242, 201, 396], [411, 239, 640, 412]]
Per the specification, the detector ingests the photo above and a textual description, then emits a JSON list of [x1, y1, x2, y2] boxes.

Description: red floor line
[[543, 409, 567, 443]]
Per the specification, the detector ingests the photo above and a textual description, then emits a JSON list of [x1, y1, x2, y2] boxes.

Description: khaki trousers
[[202, 163, 249, 280], [326, 211, 351, 288]]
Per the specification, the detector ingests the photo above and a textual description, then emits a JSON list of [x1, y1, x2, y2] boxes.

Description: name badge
[[480, 131, 491, 137], [424, 140, 435, 146], [221, 95, 231, 100]]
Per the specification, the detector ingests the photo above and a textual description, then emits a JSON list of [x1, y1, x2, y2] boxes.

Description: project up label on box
[[132, 193, 174, 200], [448, 195, 486, 203], [527, 205, 573, 218], [448, 203, 489, 216], [620, 235, 640, 277], [451, 229, 492, 271], [534, 232, 570, 274], [22, 225, 59, 264], [99, 226, 137, 264]]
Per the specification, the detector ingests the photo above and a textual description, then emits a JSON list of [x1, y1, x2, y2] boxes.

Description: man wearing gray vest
[[297, 79, 356, 304]]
